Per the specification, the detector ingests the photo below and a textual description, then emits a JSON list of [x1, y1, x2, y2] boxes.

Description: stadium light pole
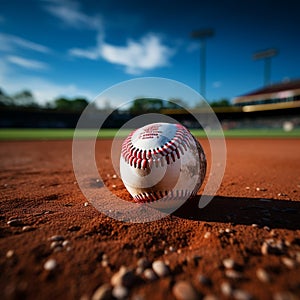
[[253, 48, 278, 86], [191, 29, 214, 99]]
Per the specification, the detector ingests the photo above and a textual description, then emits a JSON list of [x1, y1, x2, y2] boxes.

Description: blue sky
[[0, 0, 300, 107]]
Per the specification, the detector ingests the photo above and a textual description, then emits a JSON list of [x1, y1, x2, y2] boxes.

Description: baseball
[[120, 122, 206, 212]]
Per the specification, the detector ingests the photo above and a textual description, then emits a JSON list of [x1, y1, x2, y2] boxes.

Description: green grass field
[[0, 128, 299, 140]]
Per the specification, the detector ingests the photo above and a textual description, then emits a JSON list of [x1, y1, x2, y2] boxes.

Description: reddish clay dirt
[[0, 138, 300, 300]]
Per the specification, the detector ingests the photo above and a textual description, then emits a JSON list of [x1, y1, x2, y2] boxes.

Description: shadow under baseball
[[173, 195, 300, 230]]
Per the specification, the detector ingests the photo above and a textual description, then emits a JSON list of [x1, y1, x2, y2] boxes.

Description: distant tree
[[0, 88, 14, 106], [54, 98, 70, 110], [54, 97, 89, 111], [166, 98, 187, 109], [129, 98, 190, 113], [129, 98, 164, 114], [12, 90, 38, 107], [210, 98, 231, 107], [71, 98, 89, 111]]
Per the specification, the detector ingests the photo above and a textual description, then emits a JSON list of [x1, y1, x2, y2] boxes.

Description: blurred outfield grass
[[0, 128, 299, 140]]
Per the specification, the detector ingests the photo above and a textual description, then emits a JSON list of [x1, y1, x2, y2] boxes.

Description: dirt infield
[[1, 138, 300, 300]]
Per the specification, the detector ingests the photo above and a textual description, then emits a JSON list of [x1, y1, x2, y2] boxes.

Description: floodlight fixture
[[191, 28, 215, 98], [253, 48, 278, 86]]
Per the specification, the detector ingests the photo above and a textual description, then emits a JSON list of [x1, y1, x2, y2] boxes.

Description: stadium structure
[[1, 79, 300, 129], [229, 79, 300, 130], [233, 79, 300, 112], [161, 79, 300, 130]]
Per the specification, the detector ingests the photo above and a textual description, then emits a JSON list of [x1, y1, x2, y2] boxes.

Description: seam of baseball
[[133, 188, 196, 203], [121, 124, 193, 169]]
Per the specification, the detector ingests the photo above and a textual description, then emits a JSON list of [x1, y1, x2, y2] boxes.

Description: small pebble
[[84, 202, 89, 207], [263, 226, 271, 231], [7, 219, 24, 227], [204, 232, 211, 239], [101, 260, 109, 268], [143, 268, 157, 281], [48, 235, 65, 242], [281, 257, 295, 269], [136, 266, 143, 275], [112, 185, 117, 189], [261, 239, 284, 255], [152, 260, 170, 277], [62, 240, 70, 247], [233, 289, 252, 300], [261, 243, 269, 255], [112, 285, 128, 299], [22, 226, 34, 232], [251, 224, 259, 228], [245, 186, 250, 190], [50, 241, 62, 249], [256, 187, 267, 191], [137, 257, 150, 269], [112, 174, 117, 179], [225, 228, 232, 233], [44, 259, 57, 271], [54, 246, 63, 253], [256, 268, 271, 283], [111, 266, 135, 287], [220, 282, 233, 297], [172, 280, 199, 300], [6, 250, 14, 258], [169, 246, 176, 252], [91, 283, 112, 300], [223, 258, 236, 269], [225, 269, 243, 279]]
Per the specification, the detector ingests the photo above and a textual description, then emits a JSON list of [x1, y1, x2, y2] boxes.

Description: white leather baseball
[[120, 122, 206, 211]]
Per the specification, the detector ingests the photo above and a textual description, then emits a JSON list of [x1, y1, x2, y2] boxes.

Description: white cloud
[[6, 55, 49, 70], [43, 0, 174, 74], [100, 34, 173, 74], [0, 59, 94, 105], [0, 33, 51, 53], [42, 0, 102, 30], [69, 47, 100, 60], [70, 33, 174, 75], [0, 61, 96, 104]]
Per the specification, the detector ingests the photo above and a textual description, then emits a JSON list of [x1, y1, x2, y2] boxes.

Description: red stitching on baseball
[[121, 124, 193, 169], [133, 189, 193, 203]]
